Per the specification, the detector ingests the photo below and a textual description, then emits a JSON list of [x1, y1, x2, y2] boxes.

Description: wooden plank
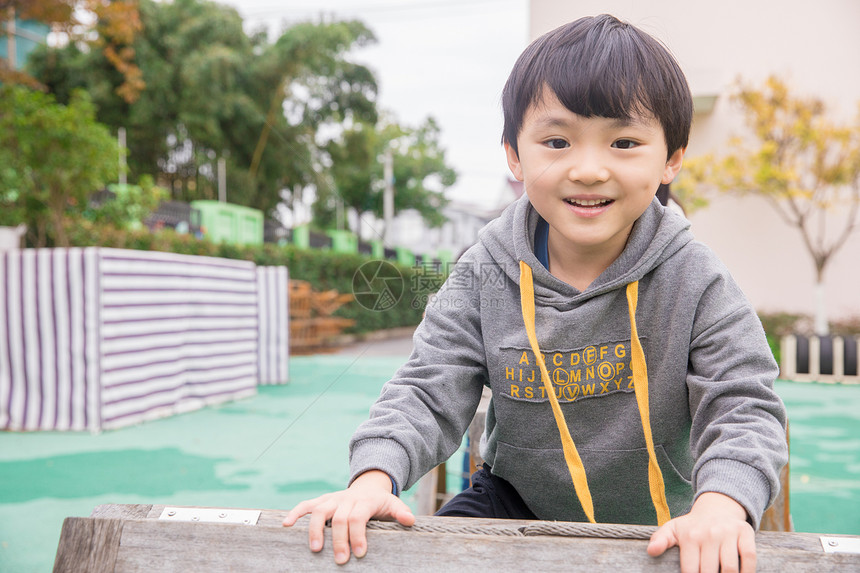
[[90, 504, 152, 520], [52, 517, 123, 573], [115, 519, 860, 572], [761, 439, 792, 531], [53, 506, 860, 572], [112, 519, 678, 572], [414, 463, 441, 515], [467, 387, 491, 473], [414, 463, 455, 515]]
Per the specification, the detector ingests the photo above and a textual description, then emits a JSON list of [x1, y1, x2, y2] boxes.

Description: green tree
[[675, 76, 860, 334], [84, 177, 167, 230], [319, 121, 379, 231], [0, 85, 118, 246], [321, 117, 456, 237], [28, 0, 378, 221], [240, 18, 378, 218]]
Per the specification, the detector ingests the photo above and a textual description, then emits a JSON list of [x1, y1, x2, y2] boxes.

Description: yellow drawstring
[[518, 260, 671, 525], [519, 261, 596, 524], [625, 281, 671, 525]]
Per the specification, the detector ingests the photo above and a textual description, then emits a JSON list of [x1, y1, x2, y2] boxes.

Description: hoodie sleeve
[[348, 259, 489, 493], [685, 269, 788, 529]]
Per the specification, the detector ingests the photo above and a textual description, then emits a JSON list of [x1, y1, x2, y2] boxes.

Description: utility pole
[[218, 157, 227, 202], [6, 8, 16, 69], [118, 127, 127, 185], [382, 147, 394, 247], [336, 198, 344, 231]]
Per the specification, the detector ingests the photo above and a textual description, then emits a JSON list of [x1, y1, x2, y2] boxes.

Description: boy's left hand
[[647, 492, 756, 573]]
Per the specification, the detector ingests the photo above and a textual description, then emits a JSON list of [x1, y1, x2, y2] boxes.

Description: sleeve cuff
[[695, 458, 772, 530], [349, 437, 410, 494]]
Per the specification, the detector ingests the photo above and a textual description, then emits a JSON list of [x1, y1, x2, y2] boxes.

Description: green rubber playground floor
[[1, 348, 858, 573]]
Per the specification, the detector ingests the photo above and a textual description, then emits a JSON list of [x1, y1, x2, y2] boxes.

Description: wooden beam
[[52, 517, 124, 573], [46, 504, 860, 572]]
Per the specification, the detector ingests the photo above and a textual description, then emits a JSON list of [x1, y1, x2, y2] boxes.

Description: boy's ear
[[504, 142, 524, 181], [661, 147, 685, 184]]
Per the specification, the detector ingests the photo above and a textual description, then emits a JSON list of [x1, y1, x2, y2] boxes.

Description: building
[[1, 13, 50, 70], [529, 0, 860, 324], [386, 201, 495, 261]]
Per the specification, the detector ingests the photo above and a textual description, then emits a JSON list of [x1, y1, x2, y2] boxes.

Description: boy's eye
[[612, 139, 639, 150], [544, 138, 569, 149]]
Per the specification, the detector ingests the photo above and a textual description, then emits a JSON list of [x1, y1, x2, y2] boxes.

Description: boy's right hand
[[282, 469, 415, 565]]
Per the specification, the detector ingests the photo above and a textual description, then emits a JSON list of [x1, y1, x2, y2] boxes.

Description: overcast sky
[[218, 0, 529, 208]]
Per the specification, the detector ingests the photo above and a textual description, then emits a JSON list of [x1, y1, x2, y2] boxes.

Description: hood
[[479, 194, 694, 302]]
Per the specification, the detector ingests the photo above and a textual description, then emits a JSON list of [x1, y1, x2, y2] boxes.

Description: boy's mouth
[[564, 198, 613, 208]]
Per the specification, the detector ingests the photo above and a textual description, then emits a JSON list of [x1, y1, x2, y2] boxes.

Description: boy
[[284, 14, 787, 572]]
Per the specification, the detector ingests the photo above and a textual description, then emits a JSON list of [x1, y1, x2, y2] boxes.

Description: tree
[[28, 0, 378, 221], [25, 0, 455, 240], [321, 117, 456, 237], [1, 0, 143, 101], [674, 76, 860, 334], [0, 85, 119, 246], [235, 17, 379, 217]]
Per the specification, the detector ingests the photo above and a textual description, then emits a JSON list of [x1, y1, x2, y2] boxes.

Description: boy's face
[[505, 89, 684, 264]]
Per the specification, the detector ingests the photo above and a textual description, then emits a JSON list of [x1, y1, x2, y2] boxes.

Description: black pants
[[434, 464, 538, 520]]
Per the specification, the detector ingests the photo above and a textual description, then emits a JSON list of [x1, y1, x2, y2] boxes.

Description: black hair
[[501, 14, 692, 159]]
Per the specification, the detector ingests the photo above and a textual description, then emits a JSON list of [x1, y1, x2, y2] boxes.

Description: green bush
[[831, 316, 860, 338], [757, 312, 807, 367], [757, 312, 805, 337], [65, 221, 433, 333], [83, 179, 167, 230], [764, 334, 781, 368], [756, 311, 860, 367]]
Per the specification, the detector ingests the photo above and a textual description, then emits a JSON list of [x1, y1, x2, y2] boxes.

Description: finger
[[282, 495, 326, 526], [698, 535, 720, 573], [738, 526, 757, 573], [347, 505, 373, 559], [677, 530, 700, 573], [282, 502, 311, 527], [330, 503, 355, 565], [719, 537, 741, 573], [393, 501, 416, 527], [647, 522, 677, 557], [307, 501, 336, 553]]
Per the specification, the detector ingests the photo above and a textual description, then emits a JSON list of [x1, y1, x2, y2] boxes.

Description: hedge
[[65, 221, 437, 334], [70, 222, 860, 347]]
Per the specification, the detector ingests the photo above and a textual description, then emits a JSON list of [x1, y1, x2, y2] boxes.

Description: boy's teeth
[[567, 198, 610, 207]]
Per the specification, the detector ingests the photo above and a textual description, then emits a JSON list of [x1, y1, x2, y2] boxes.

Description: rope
[[520, 522, 656, 540], [366, 521, 523, 537], [364, 520, 657, 540]]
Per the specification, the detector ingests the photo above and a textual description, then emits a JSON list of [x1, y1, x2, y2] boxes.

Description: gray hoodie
[[349, 195, 787, 528]]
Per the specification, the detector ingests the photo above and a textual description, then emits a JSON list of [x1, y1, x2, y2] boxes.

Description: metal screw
[[828, 540, 839, 547], [167, 511, 176, 517], [243, 519, 250, 524], [219, 513, 227, 519], [191, 516, 199, 521]]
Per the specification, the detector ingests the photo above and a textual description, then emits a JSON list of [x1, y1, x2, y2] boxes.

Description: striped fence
[[780, 334, 860, 383], [0, 248, 289, 432], [256, 265, 289, 385]]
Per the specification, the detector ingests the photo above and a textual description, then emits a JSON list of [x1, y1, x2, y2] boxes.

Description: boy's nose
[[567, 150, 610, 185]]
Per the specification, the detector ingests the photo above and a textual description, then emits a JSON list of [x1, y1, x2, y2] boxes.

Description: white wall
[[530, 0, 860, 320]]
